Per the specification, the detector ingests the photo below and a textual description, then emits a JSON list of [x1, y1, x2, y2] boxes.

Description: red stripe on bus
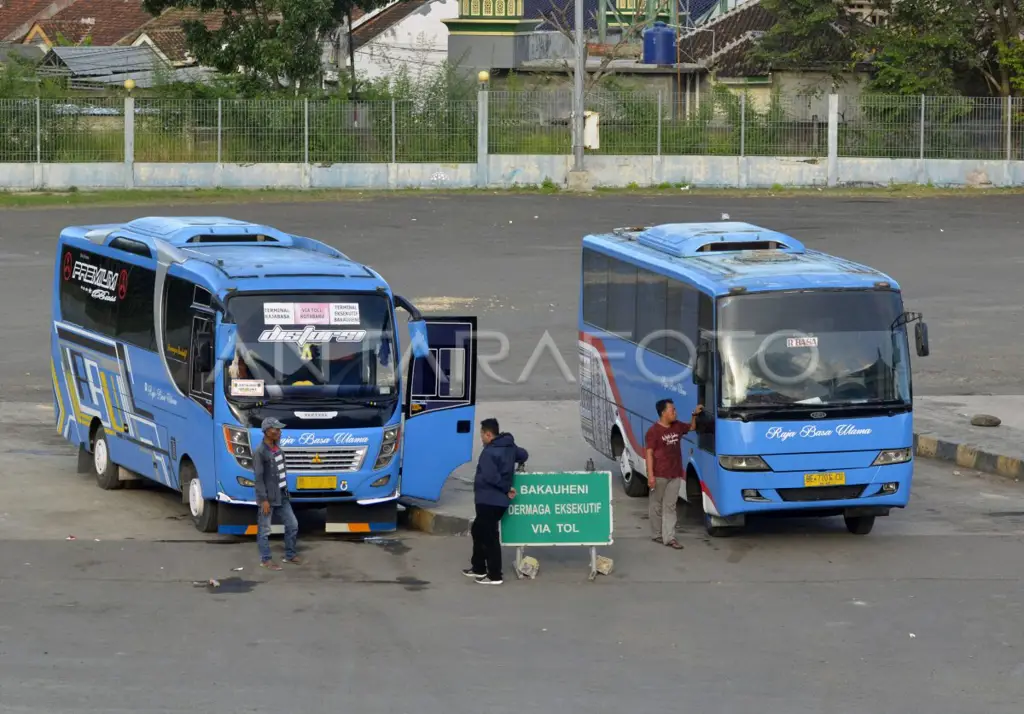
[[579, 331, 643, 454]]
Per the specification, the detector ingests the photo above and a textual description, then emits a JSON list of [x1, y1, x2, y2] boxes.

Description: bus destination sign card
[[500, 471, 613, 547]]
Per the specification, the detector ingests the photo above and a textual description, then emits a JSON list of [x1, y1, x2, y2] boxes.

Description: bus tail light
[[872, 448, 911, 466], [374, 425, 401, 470], [718, 455, 770, 471], [223, 425, 254, 471]]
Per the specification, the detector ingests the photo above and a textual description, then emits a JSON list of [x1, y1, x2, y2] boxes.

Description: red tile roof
[[0, 0, 76, 41], [33, 0, 153, 45], [119, 8, 225, 63], [351, 1, 429, 51], [676, 0, 862, 77]]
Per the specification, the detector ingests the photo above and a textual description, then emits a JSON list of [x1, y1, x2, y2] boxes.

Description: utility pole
[[573, 0, 585, 171]]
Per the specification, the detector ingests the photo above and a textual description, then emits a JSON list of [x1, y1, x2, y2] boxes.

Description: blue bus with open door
[[51, 216, 477, 535]]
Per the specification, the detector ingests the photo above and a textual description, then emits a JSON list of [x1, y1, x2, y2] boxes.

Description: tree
[[868, 0, 1024, 96], [539, 0, 651, 93], [141, 0, 388, 92], [750, 0, 867, 87]]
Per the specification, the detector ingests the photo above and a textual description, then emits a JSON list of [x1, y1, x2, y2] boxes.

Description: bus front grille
[[777, 485, 867, 502], [283, 447, 368, 473]]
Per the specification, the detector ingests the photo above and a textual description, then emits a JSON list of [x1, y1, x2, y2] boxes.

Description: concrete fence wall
[[3, 94, 1023, 191]]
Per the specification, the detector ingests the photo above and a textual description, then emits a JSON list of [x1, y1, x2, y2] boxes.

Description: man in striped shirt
[[254, 417, 302, 570]]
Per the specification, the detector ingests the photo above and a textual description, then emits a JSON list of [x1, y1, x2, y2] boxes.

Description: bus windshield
[[716, 289, 911, 409], [225, 292, 397, 402]]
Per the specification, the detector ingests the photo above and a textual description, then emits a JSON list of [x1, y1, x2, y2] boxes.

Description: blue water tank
[[642, 21, 677, 65]]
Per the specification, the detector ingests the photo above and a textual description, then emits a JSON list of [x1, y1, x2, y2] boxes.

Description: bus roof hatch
[[635, 222, 806, 258]]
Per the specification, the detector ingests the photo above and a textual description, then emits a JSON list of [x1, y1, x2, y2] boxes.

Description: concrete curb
[[914, 432, 1023, 482], [398, 502, 472, 536]]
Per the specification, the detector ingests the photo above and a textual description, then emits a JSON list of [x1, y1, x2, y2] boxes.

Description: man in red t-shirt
[[645, 399, 703, 549]]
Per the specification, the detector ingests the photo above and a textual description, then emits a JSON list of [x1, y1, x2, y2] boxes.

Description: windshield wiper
[[725, 399, 910, 422], [724, 404, 806, 423]]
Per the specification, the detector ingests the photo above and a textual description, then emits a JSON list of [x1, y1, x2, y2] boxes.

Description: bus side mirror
[[216, 324, 238, 362], [915, 321, 929, 357], [408, 319, 430, 360], [693, 340, 710, 385]]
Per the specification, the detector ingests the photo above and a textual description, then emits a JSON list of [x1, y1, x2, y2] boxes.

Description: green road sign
[[500, 471, 613, 547]]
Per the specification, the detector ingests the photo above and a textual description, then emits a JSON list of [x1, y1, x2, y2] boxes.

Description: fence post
[[216, 99, 223, 164], [919, 95, 926, 160], [477, 88, 489, 189], [35, 97, 41, 164], [827, 93, 838, 187], [390, 99, 397, 164], [1006, 95, 1013, 162], [656, 90, 662, 156], [303, 98, 310, 167], [124, 96, 135, 189], [739, 92, 746, 157]]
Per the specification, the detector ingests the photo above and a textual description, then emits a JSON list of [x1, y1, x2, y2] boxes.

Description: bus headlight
[[718, 455, 770, 471], [237, 476, 255, 487], [374, 425, 400, 470], [223, 425, 254, 471], [370, 475, 391, 488], [872, 448, 911, 466]]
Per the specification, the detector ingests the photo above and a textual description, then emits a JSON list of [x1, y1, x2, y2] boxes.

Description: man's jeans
[[257, 498, 299, 562]]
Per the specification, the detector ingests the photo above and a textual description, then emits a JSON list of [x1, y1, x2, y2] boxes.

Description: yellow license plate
[[296, 476, 337, 490], [804, 472, 846, 487]]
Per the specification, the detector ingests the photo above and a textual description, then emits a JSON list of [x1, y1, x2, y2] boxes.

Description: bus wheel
[[92, 430, 122, 490], [612, 433, 648, 498], [844, 515, 875, 535], [183, 462, 218, 533]]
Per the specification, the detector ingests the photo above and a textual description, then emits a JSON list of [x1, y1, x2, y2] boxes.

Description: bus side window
[[115, 264, 157, 350], [164, 275, 197, 395], [58, 245, 118, 339], [606, 258, 637, 341], [666, 279, 698, 365], [582, 248, 609, 330]]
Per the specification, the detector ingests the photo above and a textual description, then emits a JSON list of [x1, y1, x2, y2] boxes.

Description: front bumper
[[711, 461, 913, 518]]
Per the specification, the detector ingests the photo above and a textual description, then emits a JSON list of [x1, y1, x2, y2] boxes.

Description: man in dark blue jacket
[[464, 418, 528, 585]]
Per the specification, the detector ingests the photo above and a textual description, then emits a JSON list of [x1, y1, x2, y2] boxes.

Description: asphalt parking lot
[[2, 193, 1024, 713], [3, 193, 1024, 402]]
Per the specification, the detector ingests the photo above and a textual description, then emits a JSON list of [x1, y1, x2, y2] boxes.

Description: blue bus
[[51, 216, 478, 535], [578, 222, 930, 536]]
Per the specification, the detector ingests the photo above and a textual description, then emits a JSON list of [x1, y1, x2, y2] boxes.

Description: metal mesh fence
[[135, 99, 219, 162], [9, 97, 126, 162], [221, 99, 306, 163], [0, 99, 37, 162], [394, 99, 477, 163], [4, 92, 1024, 163], [840, 94, 1015, 160], [489, 91, 572, 155]]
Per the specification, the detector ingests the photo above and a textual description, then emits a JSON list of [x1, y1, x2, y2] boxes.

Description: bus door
[[161, 275, 218, 493], [401, 317, 478, 502], [696, 292, 716, 455]]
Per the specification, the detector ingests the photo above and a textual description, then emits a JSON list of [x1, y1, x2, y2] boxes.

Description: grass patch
[[2, 183, 1024, 209]]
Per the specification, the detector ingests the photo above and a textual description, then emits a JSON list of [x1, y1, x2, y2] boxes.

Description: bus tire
[[612, 431, 648, 498], [92, 429, 122, 490], [844, 515, 875, 535], [183, 461, 218, 533]]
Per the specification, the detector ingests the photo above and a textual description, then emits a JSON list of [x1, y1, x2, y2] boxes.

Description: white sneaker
[[476, 576, 503, 585]]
